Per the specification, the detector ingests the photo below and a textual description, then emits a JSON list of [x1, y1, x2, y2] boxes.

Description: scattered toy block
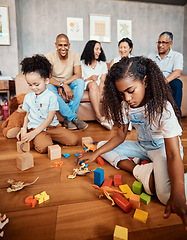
[[75, 152, 82, 157], [35, 194, 44, 204], [54, 161, 63, 167], [25, 195, 37, 208], [40, 191, 50, 201], [133, 209, 148, 223], [17, 141, 30, 153], [48, 144, 61, 160], [119, 184, 133, 199], [141, 160, 150, 165], [93, 141, 98, 144], [132, 181, 143, 195], [114, 175, 122, 187], [82, 137, 93, 147], [62, 153, 70, 158], [113, 225, 128, 240], [112, 193, 131, 213], [94, 168, 104, 187], [102, 178, 113, 187], [97, 156, 105, 165], [16, 152, 34, 171], [140, 192, 151, 204], [129, 193, 140, 209]]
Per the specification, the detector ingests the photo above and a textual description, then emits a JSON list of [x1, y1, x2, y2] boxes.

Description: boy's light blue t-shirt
[[22, 88, 59, 130]]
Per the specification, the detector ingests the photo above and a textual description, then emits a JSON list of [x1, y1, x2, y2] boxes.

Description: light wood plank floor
[[0, 119, 187, 240]]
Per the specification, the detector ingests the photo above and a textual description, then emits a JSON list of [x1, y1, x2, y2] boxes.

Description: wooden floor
[[0, 119, 187, 240]]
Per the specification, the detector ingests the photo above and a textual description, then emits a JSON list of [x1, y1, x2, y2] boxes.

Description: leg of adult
[[47, 84, 76, 121], [33, 131, 53, 153], [46, 124, 79, 146], [169, 78, 183, 114], [68, 78, 85, 117]]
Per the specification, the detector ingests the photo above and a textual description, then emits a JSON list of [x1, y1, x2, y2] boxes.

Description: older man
[[46, 34, 88, 130], [150, 31, 183, 115]]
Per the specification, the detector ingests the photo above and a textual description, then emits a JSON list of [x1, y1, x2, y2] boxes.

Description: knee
[[66, 134, 79, 146], [74, 78, 85, 89], [88, 81, 99, 91], [34, 145, 48, 154]]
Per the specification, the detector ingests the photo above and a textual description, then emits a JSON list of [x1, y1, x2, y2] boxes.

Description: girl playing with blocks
[[78, 56, 187, 230], [17, 54, 78, 153]]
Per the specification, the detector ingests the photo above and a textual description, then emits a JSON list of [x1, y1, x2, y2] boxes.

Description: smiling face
[[118, 41, 132, 58], [115, 76, 146, 108], [94, 42, 101, 60], [157, 35, 172, 56], [55, 36, 70, 59], [25, 72, 49, 96]]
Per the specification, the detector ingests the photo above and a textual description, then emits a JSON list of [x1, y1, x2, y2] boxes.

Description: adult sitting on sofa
[[45, 33, 88, 130]]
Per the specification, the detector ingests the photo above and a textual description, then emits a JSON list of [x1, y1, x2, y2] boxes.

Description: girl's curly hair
[[81, 40, 106, 65], [103, 56, 180, 126], [20, 54, 52, 79]]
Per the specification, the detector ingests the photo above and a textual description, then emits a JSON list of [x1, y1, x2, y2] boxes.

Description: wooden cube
[[140, 192, 151, 204], [132, 181, 143, 195], [94, 168, 104, 187], [16, 153, 34, 171], [129, 193, 140, 209], [17, 141, 30, 153], [48, 144, 61, 160], [133, 209, 148, 223], [102, 178, 113, 187], [113, 225, 128, 240], [119, 184, 133, 199], [114, 175, 122, 187]]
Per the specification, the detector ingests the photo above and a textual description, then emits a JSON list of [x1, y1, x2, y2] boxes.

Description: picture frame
[[67, 17, 83, 41], [117, 20, 132, 42], [90, 14, 111, 43], [0, 5, 10, 45]]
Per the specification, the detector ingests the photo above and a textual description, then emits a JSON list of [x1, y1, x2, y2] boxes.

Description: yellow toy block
[[133, 209, 148, 223], [129, 193, 140, 209], [113, 225, 128, 240], [40, 191, 50, 201], [119, 184, 133, 199], [34, 194, 44, 204]]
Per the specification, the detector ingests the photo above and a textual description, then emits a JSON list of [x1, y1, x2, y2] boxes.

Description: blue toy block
[[94, 168, 104, 186], [62, 153, 70, 158], [75, 152, 81, 157], [75, 158, 84, 165], [93, 141, 98, 144]]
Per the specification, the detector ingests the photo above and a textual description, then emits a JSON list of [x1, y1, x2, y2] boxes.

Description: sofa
[[15, 74, 103, 121]]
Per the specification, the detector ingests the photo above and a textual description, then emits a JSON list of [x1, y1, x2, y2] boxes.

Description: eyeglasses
[[156, 41, 171, 45]]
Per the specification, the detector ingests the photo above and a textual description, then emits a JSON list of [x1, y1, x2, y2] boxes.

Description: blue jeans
[[47, 78, 85, 121], [169, 78, 183, 115]]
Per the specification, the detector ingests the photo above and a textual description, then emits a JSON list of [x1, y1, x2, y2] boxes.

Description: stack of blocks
[[94, 168, 104, 186], [113, 225, 128, 240], [48, 144, 61, 160]]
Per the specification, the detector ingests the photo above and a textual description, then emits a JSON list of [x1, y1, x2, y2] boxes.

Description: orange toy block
[[119, 184, 133, 199], [48, 144, 61, 160], [54, 161, 63, 167], [102, 178, 113, 187], [16, 152, 34, 171], [17, 141, 30, 153], [97, 156, 105, 165], [114, 175, 122, 187], [113, 225, 128, 240], [129, 193, 140, 209], [25, 195, 37, 208], [82, 137, 93, 147], [133, 209, 148, 223]]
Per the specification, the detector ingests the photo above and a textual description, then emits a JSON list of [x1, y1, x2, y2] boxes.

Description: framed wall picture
[[0, 5, 10, 45], [117, 20, 132, 42], [90, 14, 111, 42], [67, 17, 83, 41]]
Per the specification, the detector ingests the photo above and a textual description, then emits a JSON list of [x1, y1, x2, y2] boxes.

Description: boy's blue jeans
[[47, 78, 85, 121]]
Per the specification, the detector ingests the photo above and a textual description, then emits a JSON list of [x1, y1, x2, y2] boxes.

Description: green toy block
[[132, 181, 143, 195], [140, 192, 151, 204]]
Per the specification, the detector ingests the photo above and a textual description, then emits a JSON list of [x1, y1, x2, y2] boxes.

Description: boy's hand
[[163, 193, 187, 231], [16, 131, 21, 141], [77, 152, 98, 165], [21, 130, 37, 142]]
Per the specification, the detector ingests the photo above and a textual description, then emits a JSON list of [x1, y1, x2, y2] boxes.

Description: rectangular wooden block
[[114, 175, 122, 187], [113, 225, 128, 240], [94, 168, 104, 187], [48, 144, 61, 160], [102, 178, 113, 187], [119, 184, 133, 199], [129, 193, 140, 209], [140, 192, 151, 204], [17, 141, 30, 153], [133, 209, 148, 223], [16, 153, 34, 171]]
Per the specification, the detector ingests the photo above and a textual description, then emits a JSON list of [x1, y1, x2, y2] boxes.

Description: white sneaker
[[133, 163, 154, 195]]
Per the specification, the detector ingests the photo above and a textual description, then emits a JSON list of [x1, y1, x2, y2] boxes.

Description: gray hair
[[159, 31, 173, 42]]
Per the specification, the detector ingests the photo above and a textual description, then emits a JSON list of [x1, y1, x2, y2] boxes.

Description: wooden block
[[17, 141, 30, 153], [94, 168, 104, 187], [133, 209, 148, 223], [140, 192, 151, 204], [113, 225, 128, 240], [16, 153, 34, 171], [119, 184, 133, 199], [82, 137, 93, 147], [48, 144, 61, 160], [129, 193, 140, 209], [132, 181, 143, 195], [112, 193, 131, 213], [114, 175, 122, 187], [102, 178, 113, 187], [97, 156, 105, 165]]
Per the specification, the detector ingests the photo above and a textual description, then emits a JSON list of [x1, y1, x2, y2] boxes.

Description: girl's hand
[[21, 130, 37, 142], [77, 152, 98, 165], [163, 193, 187, 231]]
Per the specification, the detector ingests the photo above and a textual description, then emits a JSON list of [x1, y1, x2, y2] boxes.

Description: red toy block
[[102, 178, 113, 187], [97, 156, 105, 165], [114, 175, 122, 187], [25, 195, 37, 208], [112, 193, 132, 213]]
